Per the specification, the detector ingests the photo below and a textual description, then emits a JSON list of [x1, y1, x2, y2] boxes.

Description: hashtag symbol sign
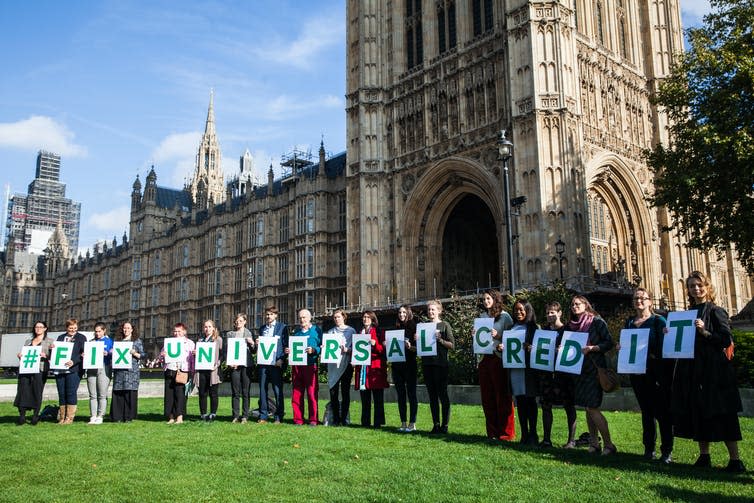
[[22, 350, 39, 369]]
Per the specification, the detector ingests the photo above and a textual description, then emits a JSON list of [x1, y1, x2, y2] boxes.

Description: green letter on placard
[[506, 338, 523, 365], [388, 337, 403, 358], [291, 340, 305, 363], [114, 347, 130, 364], [197, 345, 213, 364], [54, 346, 71, 366], [353, 339, 370, 363], [628, 333, 638, 363], [88, 344, 98, 366], [475, 326, 491, 349], [534, 338, 550, 366], [669, 319, 693, 352], [166, 341, 181, 358], [259, 340, 275, 360], [419, 329, 432, 353], [558, 340, 582, 367], [323, 338, 339, 360]]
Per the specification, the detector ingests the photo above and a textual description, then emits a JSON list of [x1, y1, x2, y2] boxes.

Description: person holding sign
[[289, 309, 322, 425], [476, 290, 515, 441], [86, 322, 113, 424], [568, 296, 616, 455], [509, 300, 540, 446], [52, 318, 87, 424], [671, 271, 745, 472], [538, 302, 577, 449], [354, 311, 388, 428], [256, 306, 288, 424], [621, 289, 672, 462], [325, 309, 355, 426], [421, 300, 455, 434], [111, 321, 143, 422], [196, 320, 223, 421], [14, 321, 52, 425], [392, 305, 418, 432], [226, 313, 254, 423], [162, 323, 195, 424]]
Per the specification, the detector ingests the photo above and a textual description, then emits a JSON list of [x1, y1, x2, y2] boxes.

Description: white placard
[[473, 318, 495, 355], [226, 338, 248, 366], [502, 330, 526, 369], [19, 346, 43, 374], [83, 341, 105, 370], [385, 330, 406, 363], [288, 335, 308, 366], [554, 331, 588, 375], [663, 310, 697, 359], [50, 341, 74, 370], [112, 341, 133, 369], [618, 329, 649, 374], [194, 341, 216, 370], [321, 333, 343, 365], [529, 330, 558, 371], [163, 338, 184, 364], [416, 322, 438, 357], [257, 336, 279, 365], [351, 334, 372, 365]]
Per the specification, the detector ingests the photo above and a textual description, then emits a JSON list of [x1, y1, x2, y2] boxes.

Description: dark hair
[[174, 322, 187, 332], [513, 299, 537, 327], [32, 320, 48, 336], [265, 306, 279, 314], [398, 304, 414, 321], [94, 322, 108, 332], [545, 301, 561, 312], [482, 289, 504, 319], [363, 310, 379, 327], [119, 321, 140, 340]]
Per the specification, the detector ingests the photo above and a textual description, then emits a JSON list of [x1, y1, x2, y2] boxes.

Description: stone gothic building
[[344, 0, 752, 311], [2, 1, 752, 351]]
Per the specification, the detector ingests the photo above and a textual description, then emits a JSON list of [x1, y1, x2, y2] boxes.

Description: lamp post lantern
[[555, 236, 566, 280], [498, 130, 515, 294]]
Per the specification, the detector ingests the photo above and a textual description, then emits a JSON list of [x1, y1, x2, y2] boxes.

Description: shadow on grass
[[649, 485, 754, 502]]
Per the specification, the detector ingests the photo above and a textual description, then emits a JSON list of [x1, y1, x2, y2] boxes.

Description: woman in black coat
[[671, 271, 745, 472]]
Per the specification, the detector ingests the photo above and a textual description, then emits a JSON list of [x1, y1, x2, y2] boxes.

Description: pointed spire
[[318, 137, 326, 178], [205, 88, 216, 136]]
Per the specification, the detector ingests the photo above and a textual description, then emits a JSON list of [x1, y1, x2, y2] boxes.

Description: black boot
[[16, 408, 27, 426]]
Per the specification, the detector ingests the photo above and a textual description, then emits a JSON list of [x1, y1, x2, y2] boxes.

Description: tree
[[645, 0, 754, 273]]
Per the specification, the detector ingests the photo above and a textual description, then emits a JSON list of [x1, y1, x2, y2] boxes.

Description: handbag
[[590, 354, 619, 392], [175, 369, 188, 384]]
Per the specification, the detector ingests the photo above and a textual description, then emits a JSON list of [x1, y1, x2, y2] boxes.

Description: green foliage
[[1, 398, 752, 502], [645, 0, 754, 273], [508, 280, 573, 321], [441, 293, 482, 385], [732, 329, 754, 387]]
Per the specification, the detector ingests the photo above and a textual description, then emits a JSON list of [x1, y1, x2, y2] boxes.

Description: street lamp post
[[247, 266, 254, 320], [498, 130, 515, 294], [555, 236, 566, 280]]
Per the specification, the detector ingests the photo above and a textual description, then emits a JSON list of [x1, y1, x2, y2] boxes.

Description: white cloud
[[252, 16, 344, 70], [0, 116, 87, 156], [264, 94, 343, 119], [149, 132, 201, 187], [87, 205, 130, 234]]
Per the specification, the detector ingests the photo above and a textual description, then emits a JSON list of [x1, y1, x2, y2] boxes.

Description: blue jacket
[[256, 322, 289, 366]]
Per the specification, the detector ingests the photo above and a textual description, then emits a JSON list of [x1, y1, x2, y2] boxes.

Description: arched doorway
[[441, 194, 500, 292]]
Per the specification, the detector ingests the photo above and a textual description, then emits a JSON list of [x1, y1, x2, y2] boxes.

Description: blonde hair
[[203, 319, 219, 341], [686, 270, 716, 306], [427, 299, 443, 315]]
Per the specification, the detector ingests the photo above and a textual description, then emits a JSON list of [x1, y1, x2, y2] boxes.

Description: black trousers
[[423, 364, 450, 426], [230, 366, 252, 419], [630, 373, 673, 455], [164, 372, 186, 418], [393, 363, 418, 423], [111, 390, 138, 421], [360, 388, 385, 427], [329, 364, 353, 425], [197, 371, 219, 415]]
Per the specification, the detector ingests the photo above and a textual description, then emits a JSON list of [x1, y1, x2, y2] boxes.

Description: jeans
[[329, 364, 353, 425], [86, 366, 111, 417], [56, 371, 82, 406]]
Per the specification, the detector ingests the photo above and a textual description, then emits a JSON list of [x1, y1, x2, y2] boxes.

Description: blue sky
[[0, 0, 710, 255]]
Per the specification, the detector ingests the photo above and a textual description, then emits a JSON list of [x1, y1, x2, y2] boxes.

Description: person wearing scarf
[[568, 295, 617, 456]]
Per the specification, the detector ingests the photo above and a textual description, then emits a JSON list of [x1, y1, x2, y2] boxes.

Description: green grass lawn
[[1, 398, 751, 502]]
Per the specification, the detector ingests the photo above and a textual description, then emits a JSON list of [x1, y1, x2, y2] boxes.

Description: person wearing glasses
[[623, 289, 672, 463]]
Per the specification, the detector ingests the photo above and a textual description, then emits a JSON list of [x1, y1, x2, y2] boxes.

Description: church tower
[[190, 90, 225, 208]]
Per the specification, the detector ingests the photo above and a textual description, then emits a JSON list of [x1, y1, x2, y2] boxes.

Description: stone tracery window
[[406, 0, 423, 69]]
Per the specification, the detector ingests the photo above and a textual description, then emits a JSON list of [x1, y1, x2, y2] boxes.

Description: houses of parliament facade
[[2, 0, 752, 353]]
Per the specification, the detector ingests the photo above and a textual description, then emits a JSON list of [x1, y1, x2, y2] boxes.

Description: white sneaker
[[405, 424, 416, 432], [95, 416, 104, 424], [88, 416, 97, 424]]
